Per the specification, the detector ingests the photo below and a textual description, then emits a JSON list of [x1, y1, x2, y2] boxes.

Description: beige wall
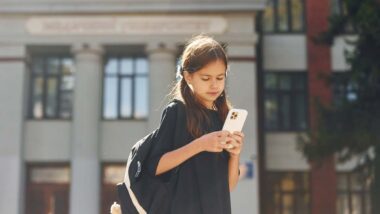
[[263, 35, 307, 71], [0, 12, 260, 214], [0, 45, 27, 214]]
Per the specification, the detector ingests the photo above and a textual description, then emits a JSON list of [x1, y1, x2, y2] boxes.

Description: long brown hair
[[169, 34, 232, 138]]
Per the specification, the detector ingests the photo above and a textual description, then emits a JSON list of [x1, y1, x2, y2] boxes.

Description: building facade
[[0, 1, 264, 214], [0, 0, 372, 214], [260, 0, 371, 213]]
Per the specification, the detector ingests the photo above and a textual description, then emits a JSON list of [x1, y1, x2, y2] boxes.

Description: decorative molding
[[0, 1, 266, 14], [71, 43, 104, 55], [145, 42, 177, 55], [0, 57, 26, 62], [26, 16, 228, 36]]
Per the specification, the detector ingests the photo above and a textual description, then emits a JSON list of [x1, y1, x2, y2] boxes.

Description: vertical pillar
[[70, 43, 103, 214], [0, 45, 26, 214], [146, 42, 176, 131], [227, 42, 259, 214], [306, 0, 337, 213]]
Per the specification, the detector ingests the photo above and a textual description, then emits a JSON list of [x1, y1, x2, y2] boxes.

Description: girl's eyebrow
[[201, 73, 225, 77]]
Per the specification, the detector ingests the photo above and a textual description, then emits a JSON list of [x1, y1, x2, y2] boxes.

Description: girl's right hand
[[196, 130, 232, 153]]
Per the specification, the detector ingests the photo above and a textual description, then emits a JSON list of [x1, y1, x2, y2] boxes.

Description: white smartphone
[[222, 108, 248, 148]]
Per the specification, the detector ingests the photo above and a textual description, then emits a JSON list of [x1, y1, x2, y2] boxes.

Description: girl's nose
[[211, 79, 218, 88]]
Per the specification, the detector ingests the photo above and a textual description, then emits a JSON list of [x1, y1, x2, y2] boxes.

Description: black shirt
[[147, 101, 231, 214]]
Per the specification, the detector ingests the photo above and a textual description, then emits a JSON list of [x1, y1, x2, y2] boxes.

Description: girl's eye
[[202, 78, 210, 81], [217, 77, 225, 81]]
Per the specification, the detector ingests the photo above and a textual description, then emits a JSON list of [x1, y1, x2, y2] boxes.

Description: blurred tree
[[297, 0, 380, 213]]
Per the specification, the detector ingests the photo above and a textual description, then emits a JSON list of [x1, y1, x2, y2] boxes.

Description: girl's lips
[[207, 92, 219, 96]]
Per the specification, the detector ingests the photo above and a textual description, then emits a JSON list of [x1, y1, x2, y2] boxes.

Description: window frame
[[330, 0, 356, 35], [331, 71, 358, 106], [265, 171, 311, 214], [264, 71, 309, 132], [101, 53, 149, 121], [337, 171, 372, 214], [101, 163, 125, 214], [263, 0, 307, 34], [27, 51, 74, 120], [25, 163, 71, 214]]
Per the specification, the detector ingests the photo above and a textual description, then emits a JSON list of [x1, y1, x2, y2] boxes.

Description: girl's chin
[[199, 98, 216, 108], [194, 94, 216, 106]]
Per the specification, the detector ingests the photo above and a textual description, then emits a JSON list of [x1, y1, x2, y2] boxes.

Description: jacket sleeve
[[146, 102, 178, 179]]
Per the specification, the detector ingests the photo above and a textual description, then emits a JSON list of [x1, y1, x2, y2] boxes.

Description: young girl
[[147, 35, 245, 214]]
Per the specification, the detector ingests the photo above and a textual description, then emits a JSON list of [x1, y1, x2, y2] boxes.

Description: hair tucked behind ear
[[168, 34, 232, 138]]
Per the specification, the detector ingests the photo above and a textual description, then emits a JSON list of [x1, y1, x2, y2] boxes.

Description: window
[[264, 72, 308, 131], [331, 0, 346, 15], [332, 72, 357, 106], [337, 171, 372, 214], [263, 0, 305, 33], [331, 0, 354, 33], [101, 163, 125, 214], [28, 52, 74, 119], [265, 172, 310, 214], [25, 164, 70, 214], [103, 54, 149, 120]]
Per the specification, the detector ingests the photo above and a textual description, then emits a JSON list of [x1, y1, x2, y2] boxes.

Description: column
[[0, 45, 26, 214], [227, 42, 260, 214], [146, 42, 176, 131], [69, 43, 103, 214], [306, 0, 337, 213]]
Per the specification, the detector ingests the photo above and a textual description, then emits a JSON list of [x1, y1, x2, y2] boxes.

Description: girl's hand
[[196, 130, 232, 153], [225, 131, 245, 157]]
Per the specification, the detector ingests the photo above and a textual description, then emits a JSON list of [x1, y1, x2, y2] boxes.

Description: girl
[[147, 35, 245, 214]]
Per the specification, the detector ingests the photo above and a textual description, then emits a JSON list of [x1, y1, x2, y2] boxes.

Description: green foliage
[[298, 0, 380, 166], [297, 1, 380, 212]]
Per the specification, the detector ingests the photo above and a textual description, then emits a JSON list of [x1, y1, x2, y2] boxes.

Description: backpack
[[116, 100, 186, 214]]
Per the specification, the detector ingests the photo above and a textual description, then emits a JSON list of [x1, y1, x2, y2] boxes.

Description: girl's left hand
[[225, 131, 244, 157]]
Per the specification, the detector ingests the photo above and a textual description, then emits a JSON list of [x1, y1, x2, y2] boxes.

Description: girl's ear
[[183, 71, 192, 85]]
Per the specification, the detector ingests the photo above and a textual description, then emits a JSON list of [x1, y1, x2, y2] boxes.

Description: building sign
[[239, 161, 254, 180], [26, 16, 227, 35]]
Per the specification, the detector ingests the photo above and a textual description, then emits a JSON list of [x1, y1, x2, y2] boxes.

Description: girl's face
[[184, 60, 226, 109]]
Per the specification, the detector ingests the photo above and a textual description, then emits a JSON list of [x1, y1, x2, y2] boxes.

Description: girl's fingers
[[233, 131, 243, 136], [217, 131, 229, 144], [225, 144, 233, 149], [227, 136, 241, 146], [216, 131, 240, 151], [224, 138, 240, 150], [218, 130, 231, 138], [217, 142, 229, 151], [226, 146, 240, 155], [232, 132, 244, 144], [218, 143, 226, 149], [219, 132, 234, 145], [231, 135, 242, 144], [228, 140, 240, 148], [233, 131, 245, 139], [225, 136, 243, 153]]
